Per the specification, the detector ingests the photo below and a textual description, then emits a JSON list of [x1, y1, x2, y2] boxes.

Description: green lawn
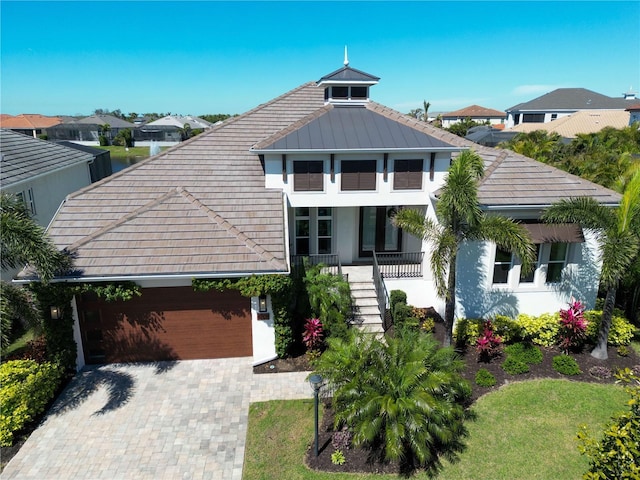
[[1, 327, 37, 357], [243, 380, 627, 480]]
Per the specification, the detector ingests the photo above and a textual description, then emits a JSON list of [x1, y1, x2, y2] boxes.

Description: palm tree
[[393, 150, 535, 347], [1, 192, 70, 348], [542, 169, 640, 359], [315, 328, 471, 475]]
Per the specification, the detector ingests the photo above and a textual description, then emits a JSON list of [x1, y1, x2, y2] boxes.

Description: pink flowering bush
[[558, 300, 587, 353], [476, 320, 503, 362], [302, 318, 324, 352]]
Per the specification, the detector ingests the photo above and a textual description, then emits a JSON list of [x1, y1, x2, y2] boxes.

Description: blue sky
[[1, 1, 639, 117]]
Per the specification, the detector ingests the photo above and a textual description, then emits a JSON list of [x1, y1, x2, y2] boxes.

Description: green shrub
[[0, 360, 64, 446], [502, 356, 530, 375], [331, 449, 346, 465], [453, 318, 483, 346], [516, 312, 560, 346], [504, 342, 544, 365], [584, 310, 634, 346], [617, 345, 630, 357], [393, 302, 418, 328], [492, 315, 524, 343], [475, 368, 497, 387], [389, 290, 407, 311], [577, 369, 640, 479], [552, 355, 582, 376]]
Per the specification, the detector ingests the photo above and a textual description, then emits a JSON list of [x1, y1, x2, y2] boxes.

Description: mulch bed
[[256, 321, 640, 475]]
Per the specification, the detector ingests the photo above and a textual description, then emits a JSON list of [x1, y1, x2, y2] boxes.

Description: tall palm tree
[[542, 169, 640, 359], [0, 192, 70, 348], [393, 150, 535, 347], [315, 328, 471, 475]]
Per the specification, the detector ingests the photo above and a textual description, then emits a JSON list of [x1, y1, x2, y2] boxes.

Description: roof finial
[[344, 46, 349, 67]]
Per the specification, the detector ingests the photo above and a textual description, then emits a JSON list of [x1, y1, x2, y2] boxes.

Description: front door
[[359, 206, 401, 258]]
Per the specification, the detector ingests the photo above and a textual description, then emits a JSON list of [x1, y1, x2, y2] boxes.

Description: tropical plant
[[393, 150, 536, 346], [315, 329, 471, 475], [1, 192, 71, 349], [542, 169, 640, 359], [558, 299, 588, 353], [475, 320, 502, 362], [304, 264, 351, 340], [302, 317, 323, 352]]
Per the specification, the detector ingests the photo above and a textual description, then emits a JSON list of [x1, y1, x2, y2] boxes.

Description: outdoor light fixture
[[50, 306, 61, 320], [258, 295, 267, 313], [309, 373, 323, 457]]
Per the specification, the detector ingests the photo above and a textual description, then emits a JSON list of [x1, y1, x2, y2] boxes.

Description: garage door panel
[[78, 287, 252, 364]]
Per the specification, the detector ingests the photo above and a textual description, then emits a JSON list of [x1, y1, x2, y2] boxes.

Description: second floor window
[[393, 159, 423, 190], [293, 161, 323, 191], [546, 243, 568, 283], [492, 247, 512, 284], [341, 160, 376, 191]]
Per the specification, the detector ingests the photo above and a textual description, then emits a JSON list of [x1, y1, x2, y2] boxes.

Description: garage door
[[76, 287, 252, 364]]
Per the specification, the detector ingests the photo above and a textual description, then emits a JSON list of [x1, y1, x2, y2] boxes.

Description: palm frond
[[542, 197, 614, 231]]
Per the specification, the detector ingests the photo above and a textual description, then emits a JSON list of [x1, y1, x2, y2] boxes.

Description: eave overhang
[[250, 146, 465, 155]]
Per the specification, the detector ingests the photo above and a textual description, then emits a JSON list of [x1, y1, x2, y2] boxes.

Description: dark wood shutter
[[341, 160, 377, 191], [293, 161, 323, 191], [393, 159, 423, 190]]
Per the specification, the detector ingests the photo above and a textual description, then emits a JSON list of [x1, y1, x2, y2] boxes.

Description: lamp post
[[309, 373, 323, 457]]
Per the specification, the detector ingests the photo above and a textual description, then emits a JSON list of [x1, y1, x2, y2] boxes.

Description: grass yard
[[243, 380, 627, 480], [1, 327, 37, 357], [100, 145, 159, 159]]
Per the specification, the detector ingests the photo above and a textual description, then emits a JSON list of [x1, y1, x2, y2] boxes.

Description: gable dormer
[[317, 49, 380, 105]]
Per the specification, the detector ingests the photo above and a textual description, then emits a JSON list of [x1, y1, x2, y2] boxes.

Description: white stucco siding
[[455, 230, 602, 319], [251, 296, 277, 366]]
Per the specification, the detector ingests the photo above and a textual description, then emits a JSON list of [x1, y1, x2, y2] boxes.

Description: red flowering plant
[[302, 317, 324, 353], [476, 320, 503, 362], [558, 299, 587, 353]]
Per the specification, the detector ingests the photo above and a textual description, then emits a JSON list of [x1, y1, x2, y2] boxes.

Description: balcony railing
[[373, 253, 393, 331], [290, 254, 343, 277], [374, 251, 424, 278]]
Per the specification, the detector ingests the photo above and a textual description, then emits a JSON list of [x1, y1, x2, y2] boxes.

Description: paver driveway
[[1, 358, 312, 480]]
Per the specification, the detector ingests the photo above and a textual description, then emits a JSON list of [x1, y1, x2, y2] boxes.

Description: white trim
[[251, 147, 465, 155]]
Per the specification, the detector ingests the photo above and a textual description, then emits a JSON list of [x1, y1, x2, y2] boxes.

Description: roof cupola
[[317, 47, 380, 105]]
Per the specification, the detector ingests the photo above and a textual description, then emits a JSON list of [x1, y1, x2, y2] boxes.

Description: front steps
[[342, 266, 385, 335]]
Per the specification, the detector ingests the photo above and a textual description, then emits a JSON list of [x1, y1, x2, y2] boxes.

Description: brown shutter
[[294, 161, 323, 191], [394, 159, 423, 190], [341, 160, 376, 191]]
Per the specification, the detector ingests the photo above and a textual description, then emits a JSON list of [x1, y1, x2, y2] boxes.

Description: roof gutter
[[250, 146, 467, 155], [12, 270, 289, 285], [481, 202, 620, 211]]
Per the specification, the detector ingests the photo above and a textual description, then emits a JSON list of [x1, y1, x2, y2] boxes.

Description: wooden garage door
[[77, 287, 252, 364]]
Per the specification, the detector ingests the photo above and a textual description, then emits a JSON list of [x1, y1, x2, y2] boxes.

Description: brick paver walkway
[[1, 358, 313, 480]]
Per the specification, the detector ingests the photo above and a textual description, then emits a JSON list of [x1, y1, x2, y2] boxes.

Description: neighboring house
[[627, 104, 640, 125], [55, 141, 113, 182], [18, 63, 620, 370], [47, 115, 136, 144], [1, 129, 94, 281], [135, 115, 214, 144], [465, 125, 519, 147], [0, 114, 62, 138], [506, 109, 631, 138], [440, 105, 506, 128], [506, 88, 636, 128]]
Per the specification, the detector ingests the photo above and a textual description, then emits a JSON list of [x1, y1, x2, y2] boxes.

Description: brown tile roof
[[44, 82, 325, 279], [442, 105, 506, 119], [508, 110, 630, 137], [40, 81, 621, 280], [0, 114, 62, 129]]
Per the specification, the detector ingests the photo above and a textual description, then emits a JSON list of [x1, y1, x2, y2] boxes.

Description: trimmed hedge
[[0, 360, 64, 446]]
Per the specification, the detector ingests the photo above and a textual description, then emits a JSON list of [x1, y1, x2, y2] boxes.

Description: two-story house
[[17, 63, 620, 369]]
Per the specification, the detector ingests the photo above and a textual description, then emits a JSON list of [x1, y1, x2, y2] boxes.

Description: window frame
[[545, 243, 569, 284], [492, 246, 513, 285]]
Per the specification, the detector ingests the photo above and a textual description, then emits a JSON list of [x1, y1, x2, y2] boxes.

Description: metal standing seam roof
[[317, 66, 380, 83], [35, 79, 622, 281], [252, 105, 458, 152], [0, 129, 94, 186]]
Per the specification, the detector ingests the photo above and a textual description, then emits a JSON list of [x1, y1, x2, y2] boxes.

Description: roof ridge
[[66, 188, 181, 252], [177, 187, 284, 269], [477, 149, 509, 187]]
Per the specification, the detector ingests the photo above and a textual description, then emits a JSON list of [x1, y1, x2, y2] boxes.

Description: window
[[293, 161, 323, 191], [551, 114, 558, 121], [341, 160, 376, 191], [332, 86, 349, 98], [393, 159, 423, 190], [317, 208, 333, 254], [16, 188, 36, 215], [546, 243, 568, 283], [351, 86, 368, 99], [492, 247, 512, 284], [519, 244, 540, 283], [522, 113, 545, 123], [294, 208, 310, 255]]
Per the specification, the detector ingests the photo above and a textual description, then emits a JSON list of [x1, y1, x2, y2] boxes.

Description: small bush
[[558, 300, 587, 352], [517, 312, 560, 346], [302, 318, 324, 352], [389, 290, 407, 311], [475, 368, 497, 387], [504, 342, 543, 365], [584, 310, 635, 346], [420, 316, 435, 333], [476, 320, 502, 362], [492, 315, 524, 343], [502, 356, 530, 375], [552, 355, 581, 376], [588, 366, 612, 380], [454, 318, 483, 347], [617, 345, 630, 357], [0, 360, 64, 446], [332, 429, 352, 450], [331, 449, 346, 465], [393, 302, 418, 328]]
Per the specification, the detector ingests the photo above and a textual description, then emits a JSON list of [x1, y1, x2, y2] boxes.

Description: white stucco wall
[[251, 295, 277, 366]]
